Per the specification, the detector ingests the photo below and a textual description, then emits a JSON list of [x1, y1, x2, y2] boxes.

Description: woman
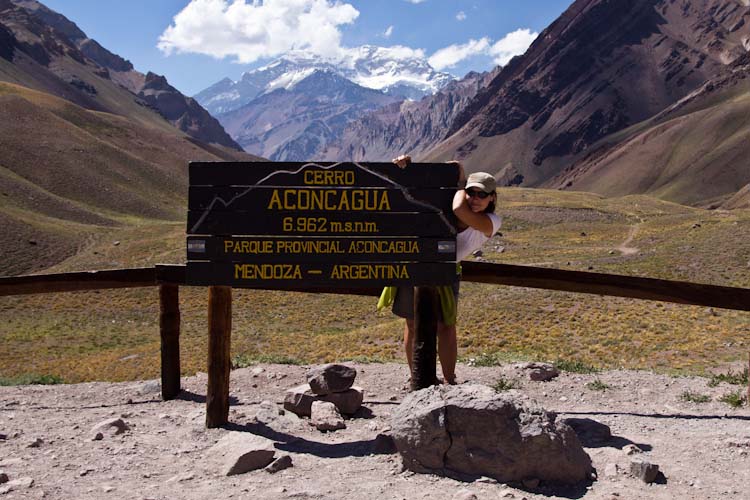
[[389, 155, 501, 385]]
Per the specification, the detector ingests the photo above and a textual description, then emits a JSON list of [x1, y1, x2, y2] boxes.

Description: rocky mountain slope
[[0, 0, 242, 150], [325, 68, 500, 163], [0, 0, 259, 275], [550, 52, 750, 207], [218, 69, 400, 161], [424, 0, 750, 205]]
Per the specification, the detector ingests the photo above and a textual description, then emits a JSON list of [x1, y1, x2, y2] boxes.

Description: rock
[[208, 432, 275, 476], [306, 364, 357, 395], [472, 249, 483, 257], [264, 454, 293, 474], [0, 473, 7, 484], [283, 384, 364, 417], [390, 384, 592, 484], [139, 380, 161, 394], [0, 477, 34, 493], [372, 433, 397, 454], [630, 460, 659, 483], [91, 418, 130, 436], [165, 473, 194, 483], [623, 444, 642, 455], [310, 401, 346, 431], [26, 438, 43, 448], [91, 432, 104, 441], [0, 434, 6, 441], [102, 485, 114, 493], [251, 367, 264, 376], [561, 418, 612, 445], [516, 362, 559, 381], [603, 463, 619, 477], [474, 476, 497, 484], [453, 490, 478, 500]]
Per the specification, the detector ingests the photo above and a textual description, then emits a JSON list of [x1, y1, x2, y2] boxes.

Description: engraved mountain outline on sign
[[188, 162, 458, 236]]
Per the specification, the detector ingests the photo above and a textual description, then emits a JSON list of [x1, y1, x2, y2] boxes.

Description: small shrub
[[231, 353, 302, 369], [341, 355, 391, 364], [0, 374, 64, 386], [586, 379, 610, 391], [680, 391, 711, 403], [555, 359, 599, 374], [718, 391, 747, 409], [492, 377, 519, 392], [466, 352, 505, 367], [708, 368, 748, 387]]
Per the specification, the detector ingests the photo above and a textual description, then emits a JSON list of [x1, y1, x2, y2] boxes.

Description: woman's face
[[465, 188, 495, 213]]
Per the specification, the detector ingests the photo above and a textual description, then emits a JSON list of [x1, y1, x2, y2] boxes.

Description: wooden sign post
[[187, 161, 458, 427]]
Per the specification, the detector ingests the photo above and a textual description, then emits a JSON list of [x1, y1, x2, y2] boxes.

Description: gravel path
[[1, 363, 749, 499]]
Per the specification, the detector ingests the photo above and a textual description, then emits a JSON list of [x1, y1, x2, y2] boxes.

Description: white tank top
[[455, 213, 502, 261]]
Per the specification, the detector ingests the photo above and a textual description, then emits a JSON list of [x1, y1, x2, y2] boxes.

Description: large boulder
[[306, 364, 357, 395], [390, 384, 592, 484]]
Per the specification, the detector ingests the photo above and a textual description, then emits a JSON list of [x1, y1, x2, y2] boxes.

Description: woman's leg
[[403, 319, 415, 374], [437, 322, 457, 384]]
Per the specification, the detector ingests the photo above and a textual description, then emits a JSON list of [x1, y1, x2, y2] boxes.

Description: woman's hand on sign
[[392, 154, 411, 169], [447, 160, 466, 186]]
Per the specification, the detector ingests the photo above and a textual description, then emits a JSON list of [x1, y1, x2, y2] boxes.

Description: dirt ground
[[1, 362, 749, 500]]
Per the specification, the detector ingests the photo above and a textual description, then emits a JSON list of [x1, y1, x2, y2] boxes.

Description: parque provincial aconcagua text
[[223, 239, 420, 254]]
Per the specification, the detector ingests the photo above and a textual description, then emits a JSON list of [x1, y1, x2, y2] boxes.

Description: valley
[[1, 189, 749, 384]]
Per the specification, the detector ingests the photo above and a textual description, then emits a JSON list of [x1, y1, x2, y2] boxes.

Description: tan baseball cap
[[465, 172, 496, 193]]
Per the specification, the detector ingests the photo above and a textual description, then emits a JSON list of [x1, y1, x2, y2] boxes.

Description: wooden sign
[[187, 237, 457, 263], [189, 161, 459, 187], [188, 262, 458, 288], [187, 161, 459, 289]]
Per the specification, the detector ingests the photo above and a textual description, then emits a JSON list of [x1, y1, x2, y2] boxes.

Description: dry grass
[[1, 188, 750, 383]]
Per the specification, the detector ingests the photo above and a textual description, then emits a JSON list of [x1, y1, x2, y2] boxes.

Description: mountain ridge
[[195, 47, 455, 117], [422, 0, 750, 206], [2, 0, 242, 151], [217, 68, 400, 161]]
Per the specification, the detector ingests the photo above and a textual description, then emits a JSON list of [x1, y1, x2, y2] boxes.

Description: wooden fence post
[[206, 286, 232, 428], [412, 286, 439, 390], [159, 284, 181, 400]]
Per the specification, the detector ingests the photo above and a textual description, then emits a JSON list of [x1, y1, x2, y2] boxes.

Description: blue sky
[[42, 0, 573, 96]]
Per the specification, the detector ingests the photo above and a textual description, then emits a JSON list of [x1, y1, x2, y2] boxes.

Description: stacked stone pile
[[284, 364, 364, 431]]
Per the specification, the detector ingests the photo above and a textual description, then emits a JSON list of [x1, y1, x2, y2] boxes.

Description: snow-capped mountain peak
[[195, 47, 455, 116]]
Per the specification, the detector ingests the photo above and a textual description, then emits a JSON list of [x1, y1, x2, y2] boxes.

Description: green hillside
[[0, 82, 254, 275], [1, 188, 749, 383]]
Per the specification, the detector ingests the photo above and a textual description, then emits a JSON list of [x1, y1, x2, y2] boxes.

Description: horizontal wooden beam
[[460, 261, 750, 311], [0, 267, 157, 296], [2, 263, 750, 312]]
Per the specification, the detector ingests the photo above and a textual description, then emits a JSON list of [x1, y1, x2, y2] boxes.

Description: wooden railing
[[1, 262, 749, 425]]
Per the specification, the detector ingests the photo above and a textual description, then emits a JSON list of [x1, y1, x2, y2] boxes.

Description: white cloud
[[384, 25, 394, 38], [488, 28, 538, 66], [158, 0, 360, 64], [456, 11, 466, 21], [427, 28, 537, 71], [428, 38, 490, 70], [405, 0, 427, 3]]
